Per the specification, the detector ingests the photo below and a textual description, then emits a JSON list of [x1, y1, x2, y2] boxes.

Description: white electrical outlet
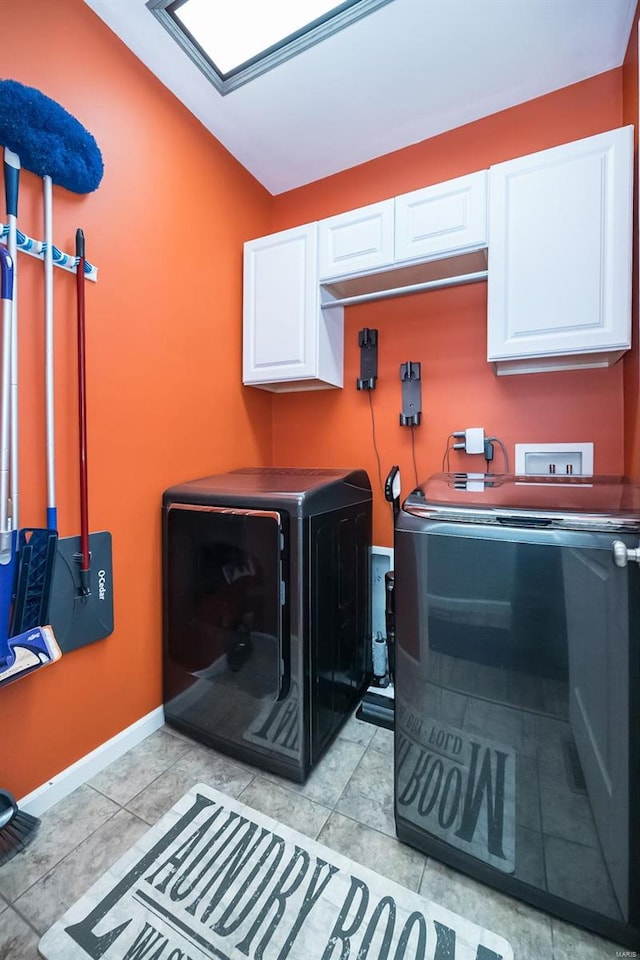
[[515, 442, 594, 476]]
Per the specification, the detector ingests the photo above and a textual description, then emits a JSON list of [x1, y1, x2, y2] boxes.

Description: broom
[[0, 788, 39, 866]]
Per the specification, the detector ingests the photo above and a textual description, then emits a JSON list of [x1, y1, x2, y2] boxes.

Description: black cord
[[441, 434, 455, 472], [368, 390, 384, 496], [410, 425, 419, 487], [487, 437, 509, 472], [442, 447, 456, 471]]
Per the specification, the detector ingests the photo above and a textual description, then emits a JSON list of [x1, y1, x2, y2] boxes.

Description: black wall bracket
[[399, 361, 421, 426], [357, 328, 378, 390]]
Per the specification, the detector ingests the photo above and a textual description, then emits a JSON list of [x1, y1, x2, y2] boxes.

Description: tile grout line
[[549, 916, 557, 956], [235, 776, 333, 843], [325, 805, 406, 847], [332, 731, 396, 828], [7, 895, 46, 940], [119, 744, 265, 824], [240, 771, 334, 819], [101, 734, 198, 812], [15, 726, 402, 913], [119, 749, 195, 812], [329, 736, 373, 811], [318, 808, 427, 893], [3, 801, 159, 938], [3, 799, 125, 907], [415, 857, 429, 895], [4, 762, 176, 908]]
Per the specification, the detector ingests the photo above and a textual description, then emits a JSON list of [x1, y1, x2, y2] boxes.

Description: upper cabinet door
[[243, 223, 319, 385], [394, 171, 488, 264], [488, 126, 633, 370], [318, 199, 394, 280]]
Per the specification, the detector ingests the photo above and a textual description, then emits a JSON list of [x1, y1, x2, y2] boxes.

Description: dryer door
[[165, 504, 289, 703]]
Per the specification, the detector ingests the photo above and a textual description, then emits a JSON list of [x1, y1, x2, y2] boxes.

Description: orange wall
[[270, 71, 626, 546], [0, 0, 273, 797], [0, 4, 632, 799], [623, 6, 640, 479]]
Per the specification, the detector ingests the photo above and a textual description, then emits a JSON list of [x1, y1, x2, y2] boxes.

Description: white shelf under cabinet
[[488, 126, 633, 374]]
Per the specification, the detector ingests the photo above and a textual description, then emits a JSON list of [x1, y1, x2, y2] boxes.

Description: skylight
[[147, 0, 392, 95]]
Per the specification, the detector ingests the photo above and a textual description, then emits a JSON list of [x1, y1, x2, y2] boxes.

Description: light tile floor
[[0, 714, 630, 959]]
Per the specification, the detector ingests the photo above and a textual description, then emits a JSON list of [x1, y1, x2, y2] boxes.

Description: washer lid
[[402, 473, 640, 532]]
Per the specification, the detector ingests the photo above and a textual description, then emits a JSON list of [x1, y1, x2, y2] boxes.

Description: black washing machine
[[394, 472, 640, 950], [162, 467, 372, 782]]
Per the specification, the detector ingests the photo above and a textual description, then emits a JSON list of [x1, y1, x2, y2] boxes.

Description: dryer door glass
[[166, 504, 287, 702]]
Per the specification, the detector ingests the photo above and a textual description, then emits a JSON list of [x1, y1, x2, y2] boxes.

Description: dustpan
[[48, 533, 113, 653]]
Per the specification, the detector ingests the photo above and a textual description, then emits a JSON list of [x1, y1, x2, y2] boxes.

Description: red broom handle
[[76, 229, 90, 593]]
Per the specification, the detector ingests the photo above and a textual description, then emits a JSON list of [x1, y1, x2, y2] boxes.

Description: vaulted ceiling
[[84, 0, 636, 194]]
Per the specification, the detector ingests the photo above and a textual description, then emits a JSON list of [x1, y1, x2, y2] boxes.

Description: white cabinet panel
[[395, 171, 487, 263], [488, 127, 632, 373], [243, 224, 343, 391], [318, 199, 394, 280]]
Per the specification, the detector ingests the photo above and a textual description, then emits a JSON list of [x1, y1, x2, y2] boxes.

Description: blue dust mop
[[0, 80, 103, 656], [0, 80, 103, 193]]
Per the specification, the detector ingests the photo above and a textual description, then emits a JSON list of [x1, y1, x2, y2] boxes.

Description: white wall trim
[[18, 706, 165, 817]]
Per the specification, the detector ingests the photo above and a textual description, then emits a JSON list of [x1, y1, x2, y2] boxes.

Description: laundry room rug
[[39, 783, 513, 960]]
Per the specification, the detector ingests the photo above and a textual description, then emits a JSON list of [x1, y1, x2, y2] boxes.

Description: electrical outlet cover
[[515, 442, 594, 476]]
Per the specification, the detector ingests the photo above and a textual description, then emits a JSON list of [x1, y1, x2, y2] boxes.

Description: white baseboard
[[18, 706, 165, 817]]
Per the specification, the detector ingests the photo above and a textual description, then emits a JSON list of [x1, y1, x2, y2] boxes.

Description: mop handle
[[4, 149, 19, 533], [0, 249, 13, 560], [44, 176, 56, 530], [76, 229, 90, 587]]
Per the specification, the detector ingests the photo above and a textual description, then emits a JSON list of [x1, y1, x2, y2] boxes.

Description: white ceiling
[[83, 0, 636, 195]]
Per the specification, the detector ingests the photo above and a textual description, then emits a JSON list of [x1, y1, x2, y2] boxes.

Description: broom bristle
[[0, 792, 40, 867]]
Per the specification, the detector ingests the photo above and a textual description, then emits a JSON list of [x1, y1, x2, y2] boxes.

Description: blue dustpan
[[11, 528, 58, 635]]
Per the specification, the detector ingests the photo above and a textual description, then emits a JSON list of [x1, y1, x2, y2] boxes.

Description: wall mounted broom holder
[[0, 223, 98, 282]]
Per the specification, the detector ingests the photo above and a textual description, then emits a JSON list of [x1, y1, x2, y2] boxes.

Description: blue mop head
[[0, 80, 103, 193]]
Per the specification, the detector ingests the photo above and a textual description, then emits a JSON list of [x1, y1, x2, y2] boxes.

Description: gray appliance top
[[402, 473, 640, 532], [163, 467, 372, 516], [167, 467, 369, 496]]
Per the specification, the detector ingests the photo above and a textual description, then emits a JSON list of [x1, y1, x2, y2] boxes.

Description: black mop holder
[[357, 328, 378, 390], [399, 361, 421, 426]]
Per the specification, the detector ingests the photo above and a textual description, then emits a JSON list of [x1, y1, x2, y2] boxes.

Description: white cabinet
[[488, 126, 633, 375], [243, 127, 633, 390], [318, 174, 487, 282], [243, 224, 343, 392], [318, 199, 394, 280], [395, 171, 488, 263]]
